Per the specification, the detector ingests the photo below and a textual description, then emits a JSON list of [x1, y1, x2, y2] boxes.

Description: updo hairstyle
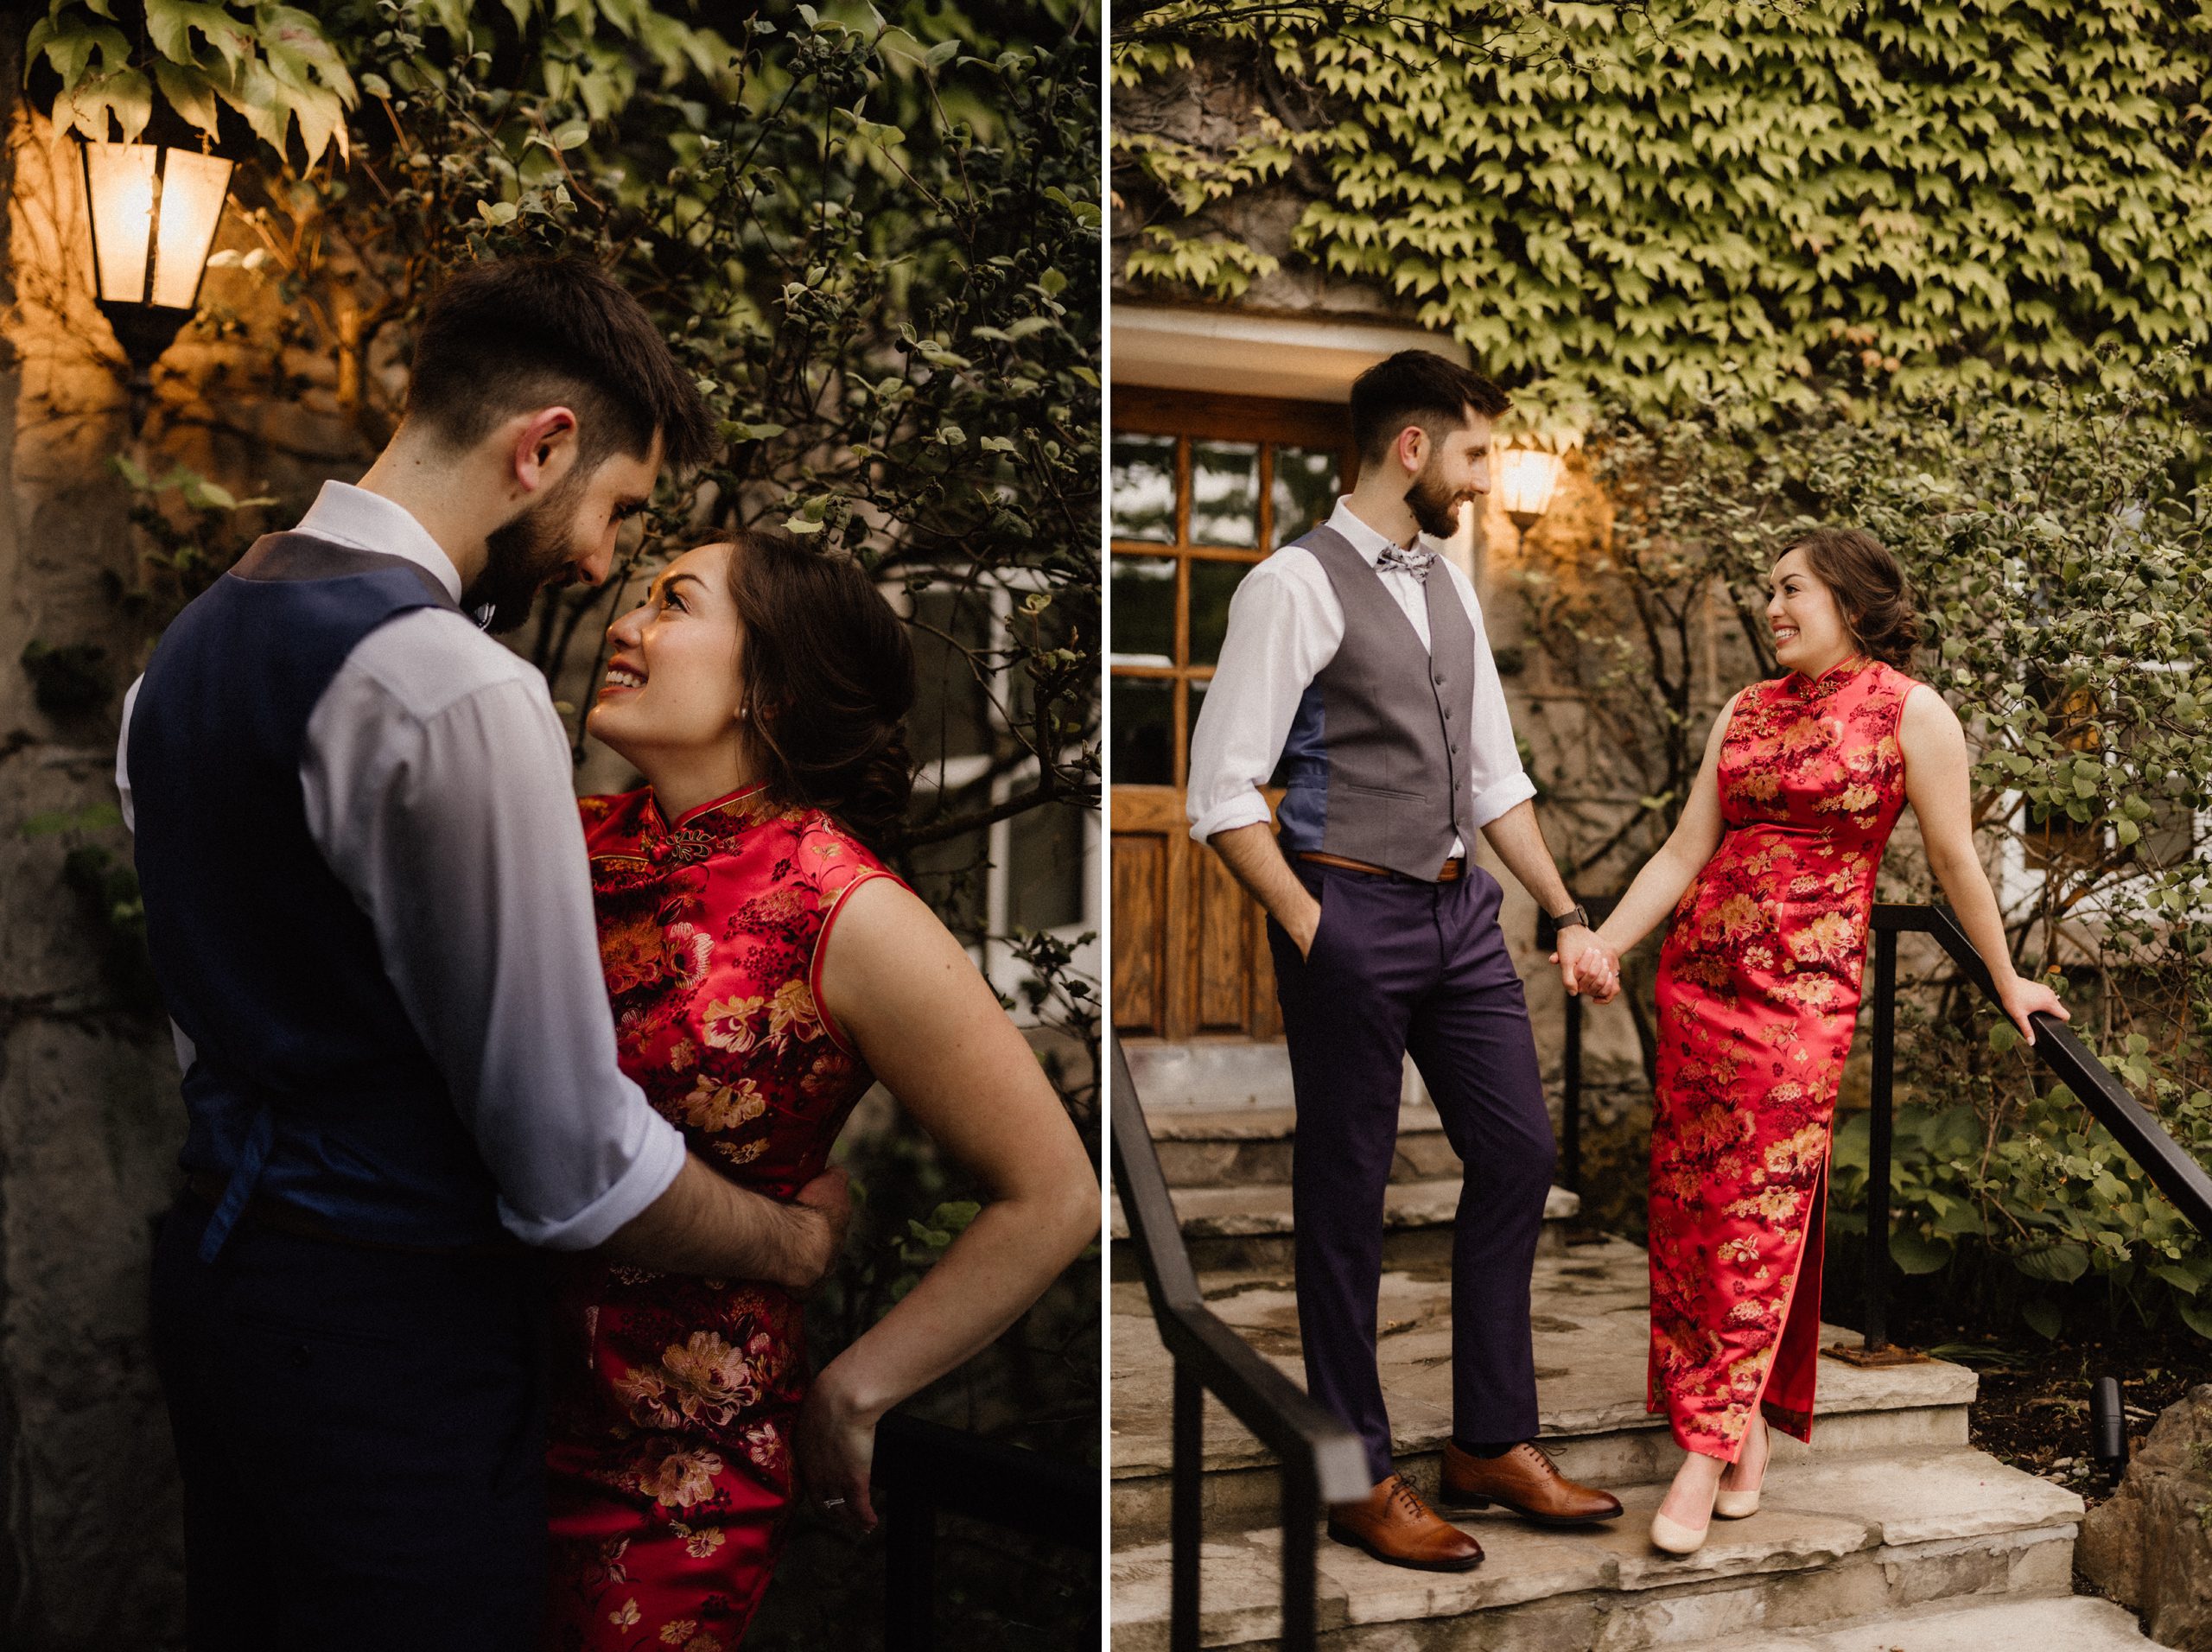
[[1783, 527, 1923, 670], [720, 530, 915, 856]]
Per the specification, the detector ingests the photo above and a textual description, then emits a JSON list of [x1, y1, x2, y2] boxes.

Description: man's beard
[[463, 469, 589, 633], [1403, 456, 1472, 542]]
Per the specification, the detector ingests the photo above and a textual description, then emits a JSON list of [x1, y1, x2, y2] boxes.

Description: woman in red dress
[[1569, 529, 2066, 1554], [539, 531, 1097, 1648]]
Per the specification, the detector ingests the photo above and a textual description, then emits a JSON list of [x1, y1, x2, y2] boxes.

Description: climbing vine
[[1114, 0, 2212, 413]]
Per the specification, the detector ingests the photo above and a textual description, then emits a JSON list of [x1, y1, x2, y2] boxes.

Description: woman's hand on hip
[[1997, 972, 2069, 1047], [795, 1372, 880, 1534]]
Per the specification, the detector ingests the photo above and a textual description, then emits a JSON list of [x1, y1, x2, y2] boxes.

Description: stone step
[[1109, 1179, 1583, 1279], [1123, 1040, 1304, 1110], [1146, 1102, 1465, 1189], [1689, 1592, 2172, 1650], [1109, 1446, 2089, 1652], [1111, 1241, 1974, 1547]]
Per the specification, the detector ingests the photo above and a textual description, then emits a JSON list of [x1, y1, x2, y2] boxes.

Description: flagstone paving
[[1113, 1044, 2172, 1647]]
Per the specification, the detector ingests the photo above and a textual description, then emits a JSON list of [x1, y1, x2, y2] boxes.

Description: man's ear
[[1394, 422, 1427, 478], [511, 406, 580, 496]]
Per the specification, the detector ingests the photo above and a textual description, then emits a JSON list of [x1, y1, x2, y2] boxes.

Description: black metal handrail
[[1859, 903, 2212, 1350], [1109, 1034, 1370, 1652], [872, 1370, 1099, 1649]]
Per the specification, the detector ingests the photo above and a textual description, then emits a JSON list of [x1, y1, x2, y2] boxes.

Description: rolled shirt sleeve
[[303, 612, 685, 1249]]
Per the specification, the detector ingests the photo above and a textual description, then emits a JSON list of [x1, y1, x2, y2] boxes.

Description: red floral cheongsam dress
[[1647, 658, 1914, 1461], [543, 783, 897, 1652]]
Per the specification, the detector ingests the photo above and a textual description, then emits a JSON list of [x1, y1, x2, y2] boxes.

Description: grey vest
[[1274, 525, 1479, 880]]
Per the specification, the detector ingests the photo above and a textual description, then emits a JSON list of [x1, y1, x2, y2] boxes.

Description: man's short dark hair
[[1349, 350, 1512, 466], [407, 257, 717, 475]]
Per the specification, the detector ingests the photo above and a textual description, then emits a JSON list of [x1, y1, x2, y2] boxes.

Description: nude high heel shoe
[[1649, 1459, 1719, 1555], [1713, 1419, 1768, 1519], [1648, 1505, 1709, 1555]]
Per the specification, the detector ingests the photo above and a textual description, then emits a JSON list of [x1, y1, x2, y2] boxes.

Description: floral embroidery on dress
[[543, 782, 902, 1651], [1647, 660, 1913, 1459]]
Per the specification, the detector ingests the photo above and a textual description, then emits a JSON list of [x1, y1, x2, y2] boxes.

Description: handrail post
[[883, 1484, 935, 1652], [1171, 1361, 1201, 1652], [1280, 1459, 1319, 1649], [1866, 924, 1897, 1352]]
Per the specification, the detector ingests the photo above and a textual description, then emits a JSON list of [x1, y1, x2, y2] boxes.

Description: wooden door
[[1109, 786, 1285, 1041], [1109, 390, 1354, 1041]]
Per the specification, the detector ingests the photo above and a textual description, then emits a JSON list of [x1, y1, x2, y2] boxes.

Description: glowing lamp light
[[79, 140, 235, 431], [1495, 446, 1565, 531]]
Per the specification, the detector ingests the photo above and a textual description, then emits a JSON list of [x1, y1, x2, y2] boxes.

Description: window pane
[[1186, 557, 1254, 667], [908, 588, 993, 766], [1189, 441, 1260, 549], [1111, 676, 1176, 786], [1111, 434, 1177, 543], [1270, 443, 1340, 548], [1008, 802, 1090, 932], [1111, 555, 1177, 667]]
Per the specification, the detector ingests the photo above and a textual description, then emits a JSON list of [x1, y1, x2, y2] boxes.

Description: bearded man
[[118, 257, 854, 1649], [1186, 349, 1624, 1572]]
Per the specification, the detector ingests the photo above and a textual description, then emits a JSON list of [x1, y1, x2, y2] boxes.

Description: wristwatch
[[1551, 903, 1593, 933]]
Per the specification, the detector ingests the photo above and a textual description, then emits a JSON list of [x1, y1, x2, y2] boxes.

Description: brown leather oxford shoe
[[1438, 1439, 1624, 1525], [1325, 1474, 1484, 1573]]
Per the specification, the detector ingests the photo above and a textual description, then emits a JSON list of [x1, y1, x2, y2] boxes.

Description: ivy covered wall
[[1114, 0, 2212, 410]]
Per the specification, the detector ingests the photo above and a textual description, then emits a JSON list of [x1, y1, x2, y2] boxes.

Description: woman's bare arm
[[1898, 685, 2068, 1044], [799, 875, 1099, 1528], [1582, 689, 1745, 981]]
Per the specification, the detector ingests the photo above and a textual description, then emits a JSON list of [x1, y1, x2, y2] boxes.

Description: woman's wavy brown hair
[[1782, 527, 1923, 670], [716, 530, 915, 856]]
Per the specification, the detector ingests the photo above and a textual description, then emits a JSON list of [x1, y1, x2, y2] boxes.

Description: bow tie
[[1376, 542, 1439, 582]]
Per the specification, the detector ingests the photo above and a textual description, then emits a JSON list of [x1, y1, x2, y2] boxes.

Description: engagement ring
[[823, 1497, 845, 1508]]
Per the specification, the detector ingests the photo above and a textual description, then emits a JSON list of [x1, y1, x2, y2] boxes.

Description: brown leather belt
[[186, 1172, 518, 1256], [1297, 850, 1465, 882]]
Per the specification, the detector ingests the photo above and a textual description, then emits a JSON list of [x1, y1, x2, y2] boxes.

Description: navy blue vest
[[130, 532, 508, 1255]]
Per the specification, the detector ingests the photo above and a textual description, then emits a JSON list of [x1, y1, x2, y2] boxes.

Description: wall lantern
[[79, 140, 235, 432], [1495, 446, 1566, 531]]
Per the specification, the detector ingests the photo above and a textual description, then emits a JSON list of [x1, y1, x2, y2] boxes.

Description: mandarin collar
[[652, 780, 776, 835], [1784, 654, 1872, 702]]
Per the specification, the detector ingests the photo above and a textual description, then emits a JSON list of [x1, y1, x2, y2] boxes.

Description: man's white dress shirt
[[117, 480, 686, 1249], [1185, 496, 1535, 851]]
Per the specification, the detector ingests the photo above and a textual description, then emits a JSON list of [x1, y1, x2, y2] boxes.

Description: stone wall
[[3, 30, 184, 1645], [0, 24, 391, 1642]]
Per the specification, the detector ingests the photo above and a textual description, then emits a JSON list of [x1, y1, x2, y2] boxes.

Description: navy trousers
[[150, 1194, 550, 1649], [1268, 859, 1556, 1485]]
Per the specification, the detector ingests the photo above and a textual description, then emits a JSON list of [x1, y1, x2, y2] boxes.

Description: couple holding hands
[[122, 257, 1096, 1649], [1187, 350, 2065, 1564]]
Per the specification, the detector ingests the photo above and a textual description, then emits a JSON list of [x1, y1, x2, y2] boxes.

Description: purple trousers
[[1267, 858, 1555, 1485]]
